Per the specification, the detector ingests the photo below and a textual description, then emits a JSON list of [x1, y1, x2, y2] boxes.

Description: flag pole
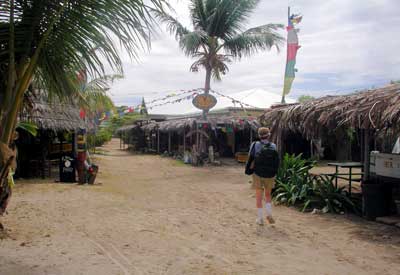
[[281, 6, 290, 104]]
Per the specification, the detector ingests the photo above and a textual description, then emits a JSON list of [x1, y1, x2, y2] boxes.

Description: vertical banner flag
[[282, 7, 302, 101]]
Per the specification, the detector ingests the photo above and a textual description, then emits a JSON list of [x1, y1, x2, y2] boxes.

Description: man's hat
[[258, 127, 271, 139]]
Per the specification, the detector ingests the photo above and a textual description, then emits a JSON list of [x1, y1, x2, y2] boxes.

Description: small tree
[[140, 97, 148, 116], [298, 95, 315, 103]]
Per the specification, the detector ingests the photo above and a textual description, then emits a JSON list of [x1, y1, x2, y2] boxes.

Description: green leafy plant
[[273, 153, 357, 214], [16, 122, 38, 137], [305, 175, 356, 214], [274, 154, 315, 206]]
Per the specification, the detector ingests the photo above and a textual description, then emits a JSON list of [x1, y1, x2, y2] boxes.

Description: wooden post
[[277, 131, 284, 161], [281, 6, 291, 104], [196, 129, 199, 152], [362, 129, 370, 181], [168, 131, 171, 153], [250, 129, 253, 143], [157, 129, 160, 153], [232, 131, 236, 155], [183, 128, 186, 152]]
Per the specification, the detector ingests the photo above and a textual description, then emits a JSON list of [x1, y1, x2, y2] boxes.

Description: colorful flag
[[283, 9, 302, 97], [79, 109, 86, 119]]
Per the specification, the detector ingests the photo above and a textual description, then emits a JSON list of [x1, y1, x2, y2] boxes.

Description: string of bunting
[[119, 88, 205, 113], [117, 88, 258, 113], [147, 88, 204, 105], [147, 91, 200, 110], [209, 89, 257, 109]]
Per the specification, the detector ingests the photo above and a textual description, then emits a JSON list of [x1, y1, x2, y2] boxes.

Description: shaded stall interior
[[122, 115, 260, 163], [15, 129, 75, 179], [16, 94, 85, 180]]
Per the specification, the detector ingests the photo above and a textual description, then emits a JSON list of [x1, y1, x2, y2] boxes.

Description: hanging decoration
[[192, 93, 217, 111], [117, 88, 258, 113], [79, 108, 86, 119], [282, 7, 302, 103], [209, 89, 257, 109]]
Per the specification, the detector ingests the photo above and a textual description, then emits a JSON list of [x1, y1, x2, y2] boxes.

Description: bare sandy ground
[[1, 139, 400, 275]]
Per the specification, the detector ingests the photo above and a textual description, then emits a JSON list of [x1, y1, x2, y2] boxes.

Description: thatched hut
[[261, 84, 400, 161], [16, 97, 85, 178], [261, 84, 400, 218], [137, 108, 262, 163]]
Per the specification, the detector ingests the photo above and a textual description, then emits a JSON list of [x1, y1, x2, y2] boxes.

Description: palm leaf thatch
[[19, 91, 84, 131], [260, 84, 400, 140], [139, 115, 260, 133]]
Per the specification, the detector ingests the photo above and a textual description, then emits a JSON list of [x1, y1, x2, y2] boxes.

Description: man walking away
[[246, 127, 280, 225]]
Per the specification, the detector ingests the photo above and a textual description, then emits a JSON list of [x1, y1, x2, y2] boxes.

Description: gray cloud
[[108, 0, 400, 105]]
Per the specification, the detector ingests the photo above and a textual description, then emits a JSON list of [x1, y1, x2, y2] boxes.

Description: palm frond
[[152, 8, 190, 40], [0, 0, 167, 100], [223, 23, 284, 58], [179, 30, 208, 56], [17, 121, 38, 137], [203, 0, 260, 39], [190, 53, 230, 81]]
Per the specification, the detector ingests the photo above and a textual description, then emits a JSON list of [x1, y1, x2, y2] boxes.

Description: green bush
[[273, 153, 357, 214], [274, 154, 315, 207], [87, 128, 112, 147], [305, 175, 356, 214]]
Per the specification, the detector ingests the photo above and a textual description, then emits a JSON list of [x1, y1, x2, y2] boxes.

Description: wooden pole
[[183, 128, 186, 152], [281, 6, 291, 104], [362, 129, 370, 181], [196, 131, 199, 152], [157, 129, 160, 153], [168, 131, 171, 153]]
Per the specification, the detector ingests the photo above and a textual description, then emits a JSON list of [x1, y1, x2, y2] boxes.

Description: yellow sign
[[192, 93, 217, 110]]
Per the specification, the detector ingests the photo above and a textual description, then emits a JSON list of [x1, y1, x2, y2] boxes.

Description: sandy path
[[1, 138, 400, 275]]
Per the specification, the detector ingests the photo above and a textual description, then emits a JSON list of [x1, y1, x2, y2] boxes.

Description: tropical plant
[[140, 97, 148, 116], [274, 153, 315, 206], [16, 121, 38, 137], [155, 0, 284, 117], [0, 0, 167, 216], [87, 127, 113, 147], [78, 74, 121, 113], [304, 175, 356, 214], [273, 153, 357, 214]]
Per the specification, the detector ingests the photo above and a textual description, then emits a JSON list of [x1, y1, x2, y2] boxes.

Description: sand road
[[1, 139, 400, 274]]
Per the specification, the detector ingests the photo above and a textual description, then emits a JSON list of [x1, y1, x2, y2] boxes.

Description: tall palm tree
[[155, 0, 284, 117], [0, 0, 167, 217]]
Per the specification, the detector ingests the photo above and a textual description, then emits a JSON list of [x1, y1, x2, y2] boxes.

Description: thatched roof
[[260, 84, 400, 140], [20, 100, 85, 131], [141, 115, 260, 133], [115, 124, 140, 134]]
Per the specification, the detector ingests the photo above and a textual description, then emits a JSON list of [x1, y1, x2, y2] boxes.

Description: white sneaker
[[256, 218, 264, 226]]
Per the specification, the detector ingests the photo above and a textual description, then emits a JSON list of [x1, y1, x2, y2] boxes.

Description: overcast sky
[[108, 0, 400, 107]]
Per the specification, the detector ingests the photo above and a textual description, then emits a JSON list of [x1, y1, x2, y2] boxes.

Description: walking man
[[246, 127, 280, 225]]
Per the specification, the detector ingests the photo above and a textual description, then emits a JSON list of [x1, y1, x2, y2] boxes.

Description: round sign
[[64, 160, 71, 168], [192, 93, 217, 110]]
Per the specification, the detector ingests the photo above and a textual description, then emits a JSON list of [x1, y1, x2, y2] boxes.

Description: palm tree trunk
[[0, 2, 67, 216], [204, 66, 211, 94], [203, 66, 212, 119]]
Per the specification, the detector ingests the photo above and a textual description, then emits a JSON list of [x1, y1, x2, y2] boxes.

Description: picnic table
[[327, 162, 363, 196]]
